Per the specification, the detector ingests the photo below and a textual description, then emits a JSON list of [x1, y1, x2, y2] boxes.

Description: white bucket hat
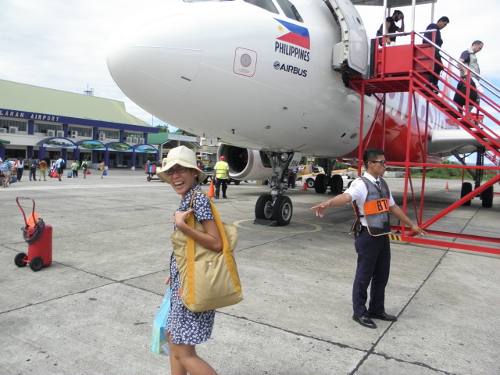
[[156, 146, 207, 184]]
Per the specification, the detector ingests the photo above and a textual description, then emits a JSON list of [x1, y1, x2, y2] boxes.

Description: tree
[[156, 124, 169, 133]]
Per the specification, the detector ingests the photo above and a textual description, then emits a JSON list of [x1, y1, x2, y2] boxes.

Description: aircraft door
[[328, 0, 369, 76]]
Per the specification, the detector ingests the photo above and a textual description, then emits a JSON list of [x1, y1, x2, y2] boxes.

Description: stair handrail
[[412, 66, 500, 152], [412, 31, 499, 126], [437, 53, 500, 121], [404, 34, 500, 157], [416, 30, 500, 104]]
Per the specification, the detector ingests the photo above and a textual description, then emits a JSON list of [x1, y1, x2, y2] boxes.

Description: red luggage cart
[[145, 163, 157, 181], [14, 197, 53, 271]]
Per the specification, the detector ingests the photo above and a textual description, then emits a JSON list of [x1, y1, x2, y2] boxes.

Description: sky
[[0, 0, 499, 129]]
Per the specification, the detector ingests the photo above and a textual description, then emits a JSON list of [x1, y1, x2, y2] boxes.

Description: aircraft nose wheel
[[255, 194, 293, 225], [255, 194, 274, 220], [272, 196, 293, 226]]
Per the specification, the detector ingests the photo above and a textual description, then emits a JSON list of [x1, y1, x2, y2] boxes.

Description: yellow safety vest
[[214, 161, 229, 179]]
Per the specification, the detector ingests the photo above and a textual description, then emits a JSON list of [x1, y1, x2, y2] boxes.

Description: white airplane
[[106, 0, 493, 225]]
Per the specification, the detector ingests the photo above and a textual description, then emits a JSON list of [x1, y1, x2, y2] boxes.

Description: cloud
[[0, 0, 167, 125]]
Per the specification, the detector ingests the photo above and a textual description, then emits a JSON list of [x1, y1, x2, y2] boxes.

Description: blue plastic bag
[[151, 287, 171, 355]]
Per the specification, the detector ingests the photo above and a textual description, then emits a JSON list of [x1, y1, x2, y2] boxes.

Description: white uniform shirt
[[343, 173, 396, 226]]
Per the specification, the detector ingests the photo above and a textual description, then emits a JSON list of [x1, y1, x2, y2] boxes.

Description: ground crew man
[[312, 148, 426, 329], [214, 155, 230, 199]]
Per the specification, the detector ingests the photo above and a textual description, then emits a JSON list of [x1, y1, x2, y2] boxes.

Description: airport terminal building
[[0, 79, 160, 169]]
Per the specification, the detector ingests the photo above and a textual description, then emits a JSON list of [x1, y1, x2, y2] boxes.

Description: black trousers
[[352, 229, 391, 317], [453, 79, 478, 110], [427, 50, 443, 87], [215, 178, 228, 197]]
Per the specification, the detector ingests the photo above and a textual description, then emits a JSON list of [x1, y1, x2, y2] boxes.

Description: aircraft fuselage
[[107, 0, 454, 162]]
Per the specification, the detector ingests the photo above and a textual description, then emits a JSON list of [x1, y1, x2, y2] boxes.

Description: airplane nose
[[106, 7, 202, 108]]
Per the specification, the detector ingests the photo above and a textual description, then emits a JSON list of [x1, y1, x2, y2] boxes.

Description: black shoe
[[215, 196, 219, 199], [368, 312, 397, 321], [223, 196, 227, 199], [352, 315, 377, 329], [425, 84, 438, 94]]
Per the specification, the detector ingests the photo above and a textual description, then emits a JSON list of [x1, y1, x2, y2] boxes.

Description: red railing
[[349, 31, 500, 254]]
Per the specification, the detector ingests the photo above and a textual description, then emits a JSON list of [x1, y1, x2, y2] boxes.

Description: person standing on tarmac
[[311, 148, 427, 329], [81, 159, 88, 179], [29, 158, 38, 181], [38, 159, 48, 181], [213, 156, 230, 199], [0, 157, 12, 187], [15, 157, 25, 182], [99, 160, 106, 179], [71, 160, 80, 178], [55, 156, 65, 181]]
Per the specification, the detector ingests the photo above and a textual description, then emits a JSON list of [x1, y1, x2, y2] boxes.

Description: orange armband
[[364, 198, 389, 215]]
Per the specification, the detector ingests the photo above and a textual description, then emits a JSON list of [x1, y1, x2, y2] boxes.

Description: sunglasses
[[370, 160, 387, 166], [165, 166, 190, 176]]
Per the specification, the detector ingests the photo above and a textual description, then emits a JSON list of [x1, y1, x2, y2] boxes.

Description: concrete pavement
[[1, 170, 499, 374]]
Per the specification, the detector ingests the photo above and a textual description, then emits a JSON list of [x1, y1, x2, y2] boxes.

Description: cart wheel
[[30, 256, 44, 271], [147, 176, 151, 181], [15, 252, 27, 267]]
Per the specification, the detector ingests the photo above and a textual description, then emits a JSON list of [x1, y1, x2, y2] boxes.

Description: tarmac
[[1, 169, 499, 375]]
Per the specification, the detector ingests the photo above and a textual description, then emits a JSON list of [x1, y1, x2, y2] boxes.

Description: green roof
[[0, 79, 150, 127], [147, 131, 199, 144], [147, 132, 169, 145]]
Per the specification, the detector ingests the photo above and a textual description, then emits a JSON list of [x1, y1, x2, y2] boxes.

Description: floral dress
[[166, 185, 216, 345]]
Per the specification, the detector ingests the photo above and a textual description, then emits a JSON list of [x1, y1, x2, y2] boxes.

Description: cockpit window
[[275, 0, 303, 22], [244, 0, 279, 14]]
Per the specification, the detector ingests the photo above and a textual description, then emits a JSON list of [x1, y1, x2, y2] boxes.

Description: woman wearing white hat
[[157, 146, 222, 375]]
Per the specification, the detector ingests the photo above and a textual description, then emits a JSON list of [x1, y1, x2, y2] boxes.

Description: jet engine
[[216, 144, 273, 181]]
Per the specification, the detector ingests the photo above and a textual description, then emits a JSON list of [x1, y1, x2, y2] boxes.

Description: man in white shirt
[[312, 148, 426, 329]]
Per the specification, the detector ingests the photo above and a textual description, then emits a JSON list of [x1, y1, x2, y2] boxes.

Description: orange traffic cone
[[208, 179, 215, 197], [445, 181, 449, 189], [302, 181, 308, 191]]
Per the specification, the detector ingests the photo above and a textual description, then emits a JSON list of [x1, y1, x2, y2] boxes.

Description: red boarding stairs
[[348, 31, 500, 254]]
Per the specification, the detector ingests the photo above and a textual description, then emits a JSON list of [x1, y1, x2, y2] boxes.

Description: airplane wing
[[428, 128, 500, 156]]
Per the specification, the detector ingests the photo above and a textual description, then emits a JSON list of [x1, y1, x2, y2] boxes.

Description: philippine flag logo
[[275, 18, 310, 50]]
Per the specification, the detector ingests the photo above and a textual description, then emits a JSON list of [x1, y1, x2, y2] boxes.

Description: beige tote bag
[[171, 191, 243, 312]]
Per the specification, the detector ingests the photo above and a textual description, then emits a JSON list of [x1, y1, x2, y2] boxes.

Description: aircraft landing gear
[[454, 147, 495, 208], [313, 158, 344, 195], [255, 194, 274, 220], [254, 152, 294, 226], [330, 174, 344, 195], [314, 174, 328, 194]]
